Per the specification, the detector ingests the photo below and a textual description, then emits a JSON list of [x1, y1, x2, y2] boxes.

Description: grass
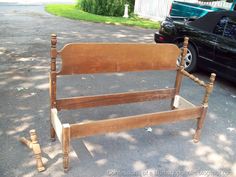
[[45, 4, 160, 29]]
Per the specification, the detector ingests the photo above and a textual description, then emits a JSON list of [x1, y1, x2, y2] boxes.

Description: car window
[[213, 16, 228, 35], [223, 19, 236, 40]]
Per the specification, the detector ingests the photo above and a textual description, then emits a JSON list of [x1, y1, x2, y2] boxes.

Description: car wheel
[[177, 43, 197, 73]]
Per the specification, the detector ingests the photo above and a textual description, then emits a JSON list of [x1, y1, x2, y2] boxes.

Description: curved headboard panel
[[58, 43, 180, 75]]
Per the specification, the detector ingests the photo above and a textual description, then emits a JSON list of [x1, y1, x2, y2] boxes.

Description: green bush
[[79, 0, 135, 17]]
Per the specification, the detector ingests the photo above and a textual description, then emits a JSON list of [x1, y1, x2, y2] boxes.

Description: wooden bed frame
[[49, 34, 216, 171]]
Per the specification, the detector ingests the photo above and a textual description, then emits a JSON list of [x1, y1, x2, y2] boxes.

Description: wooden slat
[[173, 95, 196, 109], [51, 108, 63, 142], [70, 106, 203, 138], [56, 88, 176, 110], [58, 43, 180, 75]]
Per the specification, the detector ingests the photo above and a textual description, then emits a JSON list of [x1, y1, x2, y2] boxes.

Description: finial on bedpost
[[209, 73, 216, 83], [51, 34, 57, 48], [180, 37, 189, 69], [202, 73, 216, 106], [51, 34, 57, 72]]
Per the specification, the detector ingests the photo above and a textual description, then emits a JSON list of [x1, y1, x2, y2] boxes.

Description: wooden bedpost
[[50, 34, 57, 141], [202, 73, 216, 106], [62, 124, 70, 172], [171, 37, 189, 108], [193, 73, 216, 143]]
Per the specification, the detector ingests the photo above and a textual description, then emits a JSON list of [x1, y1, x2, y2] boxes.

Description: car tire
[[177, 43, 197, 73]]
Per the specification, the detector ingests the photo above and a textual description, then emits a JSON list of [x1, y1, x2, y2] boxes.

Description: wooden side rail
[[56, 88, 176, 110], [70, 106, 203, 138]]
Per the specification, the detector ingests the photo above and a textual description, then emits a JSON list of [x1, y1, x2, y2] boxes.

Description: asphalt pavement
[[0, 1, 236, 177]]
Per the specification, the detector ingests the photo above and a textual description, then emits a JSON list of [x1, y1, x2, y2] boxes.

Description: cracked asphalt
[[0, 1, 236, 177]]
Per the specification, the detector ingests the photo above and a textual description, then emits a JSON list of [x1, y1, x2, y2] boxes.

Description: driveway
[[0, 2, 236, 177]]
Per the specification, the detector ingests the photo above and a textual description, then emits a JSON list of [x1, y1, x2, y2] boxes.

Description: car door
[[192, 29, 216, 61], [214, 16, 236, 81]]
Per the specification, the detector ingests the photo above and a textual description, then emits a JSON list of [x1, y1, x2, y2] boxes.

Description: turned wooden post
[[180, 69, 206, 87], [202, 73, 216, 106], [171, 37, 189, 108], [50, 34, 57, 141], [193, 73, 216, 143], [20, 129, 45, 172], [62, 124, 70, 172]]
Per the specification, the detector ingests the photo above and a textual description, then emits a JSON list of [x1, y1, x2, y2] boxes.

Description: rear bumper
[[154, 31, 172, 43]]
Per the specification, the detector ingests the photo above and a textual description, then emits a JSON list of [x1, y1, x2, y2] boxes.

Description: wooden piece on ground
[[20, 129, 45, 172], [20, 137, 33, 149]]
